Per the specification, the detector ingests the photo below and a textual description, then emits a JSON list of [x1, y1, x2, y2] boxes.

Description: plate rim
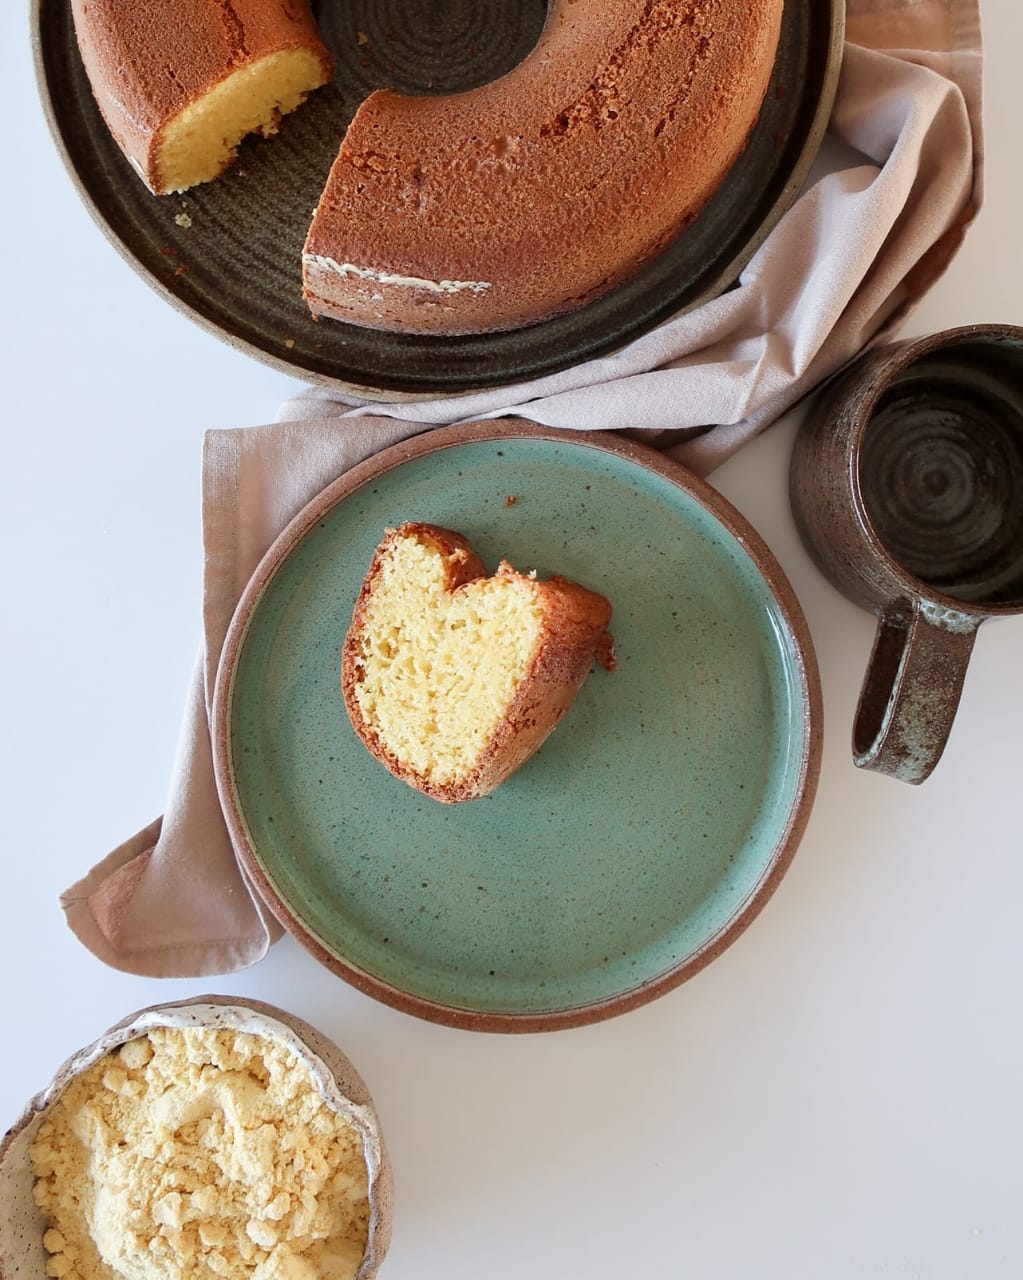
[[32, 0, 845, 400], [211, 421, 823, 1031]]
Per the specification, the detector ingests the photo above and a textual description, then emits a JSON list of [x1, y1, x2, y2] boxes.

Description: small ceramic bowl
[[0, 996, 392, 1280]]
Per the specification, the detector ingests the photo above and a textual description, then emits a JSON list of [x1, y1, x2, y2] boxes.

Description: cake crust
[[72, 0, 782, 330], [71, 0, 332, 193], [304, 0, 784, 334], [341, 524, 615, 803]]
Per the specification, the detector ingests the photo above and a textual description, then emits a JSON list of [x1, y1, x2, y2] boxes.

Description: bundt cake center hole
[[313, 0, 551, 98]]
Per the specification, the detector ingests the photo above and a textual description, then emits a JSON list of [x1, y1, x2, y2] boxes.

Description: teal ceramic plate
[[213, 424, 821, 1030]]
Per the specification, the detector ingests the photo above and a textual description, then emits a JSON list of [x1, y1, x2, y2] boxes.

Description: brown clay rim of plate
[[211, 421, 824, 1032], [32, 0, 845, 400]]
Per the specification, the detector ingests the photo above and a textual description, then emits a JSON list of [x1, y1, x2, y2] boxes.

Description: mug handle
[[852, 600, 980, 784]]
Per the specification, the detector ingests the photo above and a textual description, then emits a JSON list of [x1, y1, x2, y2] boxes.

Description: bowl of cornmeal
[[0, 996, 391, 1280]]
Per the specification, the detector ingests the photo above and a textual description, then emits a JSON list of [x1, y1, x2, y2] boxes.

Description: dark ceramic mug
[[790, 324, 1023, 783]]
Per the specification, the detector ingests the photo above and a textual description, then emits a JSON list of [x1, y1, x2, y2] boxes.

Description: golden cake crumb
[[342, 522, 614, 802], [29, 1026, 370, 1280]]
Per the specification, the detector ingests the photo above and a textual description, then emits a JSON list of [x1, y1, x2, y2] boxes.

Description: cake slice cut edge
[[153, 47, 333, 194], [341, 523, 615, 804]]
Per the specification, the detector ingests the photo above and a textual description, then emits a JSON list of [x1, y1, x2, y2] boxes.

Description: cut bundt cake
[[70, 0, 333, 194], [302, 0, 785, 334], [70, 0, 783, 332], [341, 524, 615, 803]]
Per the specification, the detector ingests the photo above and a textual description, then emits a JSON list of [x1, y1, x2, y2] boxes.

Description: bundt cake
[[302, 0, 785, 334], [341, 523, 615, 804], [70, 0, 783, 331], [69, 0, 332, 195]]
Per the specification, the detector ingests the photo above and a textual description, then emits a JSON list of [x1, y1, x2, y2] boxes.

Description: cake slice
[[71, 0, 333, 194], [341, 524, 615, 803]]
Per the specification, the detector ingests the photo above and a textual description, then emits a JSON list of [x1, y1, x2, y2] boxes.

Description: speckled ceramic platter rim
[[211, 422, 822, 1031], [0, 996, 392, 1280], [31, 0, 844, 400]]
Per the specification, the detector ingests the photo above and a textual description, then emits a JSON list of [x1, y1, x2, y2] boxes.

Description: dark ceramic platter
[[34, 0, 843, 397]]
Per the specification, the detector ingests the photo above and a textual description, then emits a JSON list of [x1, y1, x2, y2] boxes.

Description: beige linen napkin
[[63, 0, 984, 976]]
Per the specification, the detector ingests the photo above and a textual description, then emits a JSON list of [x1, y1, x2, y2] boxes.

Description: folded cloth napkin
[[62, 0, 984, 976]]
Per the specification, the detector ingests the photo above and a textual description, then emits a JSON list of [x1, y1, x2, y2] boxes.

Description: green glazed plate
[[214, 424, 821, 1030]]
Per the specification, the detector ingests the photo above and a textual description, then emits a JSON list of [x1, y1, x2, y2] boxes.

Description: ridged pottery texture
[[790, 324, 1023, 783]]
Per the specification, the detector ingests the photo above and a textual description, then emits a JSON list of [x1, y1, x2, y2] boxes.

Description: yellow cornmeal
[[351, 534, 544, 785], [29, 1026, 370, 1280]]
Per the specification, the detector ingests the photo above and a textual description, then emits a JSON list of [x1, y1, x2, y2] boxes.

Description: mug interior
[[858, 334, 1023, 608]]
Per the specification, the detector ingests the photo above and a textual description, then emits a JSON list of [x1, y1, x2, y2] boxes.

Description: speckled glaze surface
[[32, 0, 843, 396], [213, 423, 822, 1031], [0, 996, 392, 1280], [790, 324, 1023, 783]]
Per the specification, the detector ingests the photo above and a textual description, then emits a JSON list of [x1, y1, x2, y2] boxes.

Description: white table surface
[[2, 3, 1021, 1277]]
